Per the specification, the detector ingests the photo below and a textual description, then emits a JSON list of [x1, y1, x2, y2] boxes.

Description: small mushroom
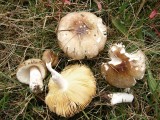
[[101, 43, 146, 88], [57, 11, 107, 60], [42, 49, 59, 66], [44, 55, 96, 117], [16, 59, 46, 93]]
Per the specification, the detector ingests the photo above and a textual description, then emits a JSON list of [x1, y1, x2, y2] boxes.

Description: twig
[[13, 94, 33, 120], [0, 41, 45, 50]]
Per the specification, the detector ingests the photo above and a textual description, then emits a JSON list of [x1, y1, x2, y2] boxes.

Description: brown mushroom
[[42, 49, 59, 66], [57, 11, 107, 60], [16, 59, 47, 93], [101, 43, 146, 88], [43, 55, 96, 117]]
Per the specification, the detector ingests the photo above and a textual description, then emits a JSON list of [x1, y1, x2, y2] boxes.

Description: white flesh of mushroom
[[108, 92, 134, 105], [124, 88, 131, 93], [104, 63, 109, 71], [108, 57, 122, 65], [46, 62, 68, 91], [29, 67, 43, 92]]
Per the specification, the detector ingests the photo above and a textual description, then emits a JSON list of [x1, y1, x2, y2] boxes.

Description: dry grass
[[0, 0, 160, 120]]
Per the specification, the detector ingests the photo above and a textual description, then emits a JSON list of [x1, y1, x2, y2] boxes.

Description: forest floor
[[0, 0, 160, 120]]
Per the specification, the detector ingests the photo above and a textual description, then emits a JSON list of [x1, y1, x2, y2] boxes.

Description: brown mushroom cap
[[45, 64, 96, 117], [101, 43, 146, 88], [42, 49, 59, 66], [16, 59, 46, 84], [57, 12, 107, 60]]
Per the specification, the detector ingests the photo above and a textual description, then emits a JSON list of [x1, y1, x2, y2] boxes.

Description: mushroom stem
[[29, 67, 43, 93], [46, 62, 68, 90], [108, 92, 134, 105]]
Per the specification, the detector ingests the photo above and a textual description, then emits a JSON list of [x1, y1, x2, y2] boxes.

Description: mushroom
[[44, 55, 96, 117], [57, 11, 107, 60], [16, 59, 47, 93], [42, 49, 59, 67], [101, 43, 146, 88]]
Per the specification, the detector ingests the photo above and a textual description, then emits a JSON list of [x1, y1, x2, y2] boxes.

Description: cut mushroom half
[[57, 11, 107, 60], [16, 59, 46, 93], [43, 55, 96, 117], [106, 92, 134, 105], [101, 43, 146, 88]]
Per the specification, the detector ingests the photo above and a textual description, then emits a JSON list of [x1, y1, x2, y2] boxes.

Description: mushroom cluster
[[57, 11, 107, 60], [15, 10, 147, 118]]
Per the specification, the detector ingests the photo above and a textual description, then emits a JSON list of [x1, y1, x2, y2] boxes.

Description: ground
[[0, 0, 160, 120]]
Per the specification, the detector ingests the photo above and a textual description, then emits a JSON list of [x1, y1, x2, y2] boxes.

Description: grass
[[0, 0, 160, 119]]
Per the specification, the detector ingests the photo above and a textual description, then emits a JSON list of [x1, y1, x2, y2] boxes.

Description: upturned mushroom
[[16, 59, 47, 93], [101, 43, 146, 88], [57, 11, 107, 60], [44, 54, 96, 117]]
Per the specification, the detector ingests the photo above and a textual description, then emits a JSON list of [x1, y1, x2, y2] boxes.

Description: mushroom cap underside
[[57, 12, 107, 60], [45, 64, 96, 117], [16, 59, 46, 84]]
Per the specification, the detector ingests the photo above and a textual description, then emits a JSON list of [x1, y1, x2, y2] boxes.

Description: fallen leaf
[[94, 0, 102, 11], [62, 0, 71, 5], [149, 9, 157, 19]]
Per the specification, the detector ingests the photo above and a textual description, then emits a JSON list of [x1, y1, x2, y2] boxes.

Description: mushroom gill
[[45, 64, 96, 117]]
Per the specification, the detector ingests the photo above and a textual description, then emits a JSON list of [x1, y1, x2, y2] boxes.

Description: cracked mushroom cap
[[16, 59, 46, 85], [45, 64, 96, 117], [101, 43, 146, 88], [57, 11, 107, 60]]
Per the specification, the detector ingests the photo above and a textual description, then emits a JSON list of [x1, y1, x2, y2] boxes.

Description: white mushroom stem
[[108, 92, 134, 105], [46, 62, 68, 90], [124, 88, 131, 93], [29, 67, 43, 92]]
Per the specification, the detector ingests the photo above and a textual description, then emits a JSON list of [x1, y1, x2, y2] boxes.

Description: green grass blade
[[0, 71, 19, 84], [82, 111, 89, 120], [111, 17, 128, 36], [136, 28, 143, 40], [147, 69, 158, 93], [0, 92, 9, 110]]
